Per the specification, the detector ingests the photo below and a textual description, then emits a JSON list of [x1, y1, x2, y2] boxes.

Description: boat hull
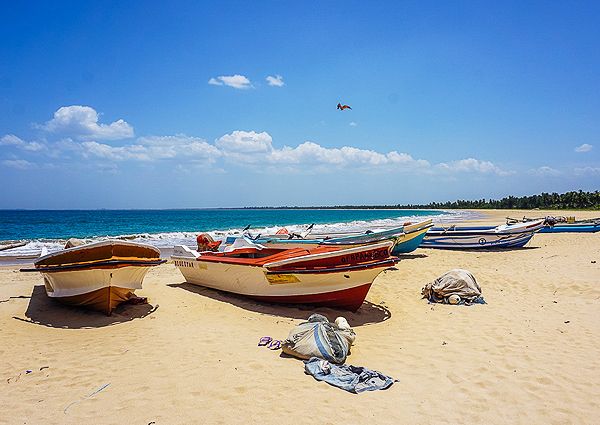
[[40, 266, 152, 315], [421, 231, 535, 249], [420, 220, 543, 250], [172, 259, 386, 311], [539, 224, 600, 233], [172, 242, 395, 311], [21, 240, 164, 315], [391, 226, 430, 254], [49, 285, 136, 315], [250, 283, 372, 311]]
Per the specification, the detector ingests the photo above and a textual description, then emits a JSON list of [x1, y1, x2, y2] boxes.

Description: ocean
[[0, 208, 470, 260]]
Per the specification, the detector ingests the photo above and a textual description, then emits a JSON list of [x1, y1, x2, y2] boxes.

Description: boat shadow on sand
[[14, 285, 158, 329], [168, 282, 391, 326]]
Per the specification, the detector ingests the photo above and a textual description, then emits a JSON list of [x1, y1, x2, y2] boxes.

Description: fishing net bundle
[[421, 269, 485, 305], [282, 314, 356, 364]]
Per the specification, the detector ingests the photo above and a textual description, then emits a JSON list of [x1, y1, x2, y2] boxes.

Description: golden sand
[[1, 210, 599, 424]]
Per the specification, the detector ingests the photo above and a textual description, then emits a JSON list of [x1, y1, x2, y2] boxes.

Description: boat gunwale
[[265, 257, 397, 274], [174, 241, 393, 268], [36, 239, 160, 262], [262, 241, 393, 268], [21, 259, 166, 273]]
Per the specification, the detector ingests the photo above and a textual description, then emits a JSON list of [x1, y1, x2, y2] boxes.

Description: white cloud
[[208, 75, 252, 89], [574, 166, 600, 175], [81, 141, 150, 161], [0, 134, 45, 151], [2, 159, 34, 169], [2, 105, 513, 178], [437, 158, 512, 176], [215, 130, 430, 170], [529, 166, 561, 176], [138, 135, 221, 160], [265, 75, 284, 87], [575, 143, 593, 153], [42, 106, 134, 140], [81, 135, 221, 163], [349, 122, 357, 127], [216, 131, 273, 154]]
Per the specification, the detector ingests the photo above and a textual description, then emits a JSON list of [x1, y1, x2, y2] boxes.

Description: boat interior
[[199, 246, 338, 266]]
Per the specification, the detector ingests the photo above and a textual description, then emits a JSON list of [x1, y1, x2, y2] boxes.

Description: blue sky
[[1, 1, 599, 208]]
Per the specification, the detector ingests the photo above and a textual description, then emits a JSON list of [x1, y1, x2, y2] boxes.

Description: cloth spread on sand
[[304, 357, 396, 393], [421, 269, 485, 305], [282, 314, 355, 364]]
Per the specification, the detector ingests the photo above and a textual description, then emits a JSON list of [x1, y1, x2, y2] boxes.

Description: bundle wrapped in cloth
[[422, 269, 485, 305], [282, 314, 356, 364]]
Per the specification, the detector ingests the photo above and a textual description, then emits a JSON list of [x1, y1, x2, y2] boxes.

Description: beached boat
[[232, 219, 433, 255], [507, 216, 600, 233], [538, 222, 600, 233], [420, 220, 545, 249], [306, 219, 433, 254], [172, 240, 396, 311], [21, 240, 165, 315], [0, 241, 27, 252], [390, 220, 433, 253]]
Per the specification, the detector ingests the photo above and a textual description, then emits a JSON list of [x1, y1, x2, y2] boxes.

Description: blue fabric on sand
[[304, 357, 396, 393]]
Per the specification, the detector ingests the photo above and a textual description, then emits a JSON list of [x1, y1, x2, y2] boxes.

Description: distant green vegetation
[[399, 190, 600, 210], [242, 190, 600, 210]]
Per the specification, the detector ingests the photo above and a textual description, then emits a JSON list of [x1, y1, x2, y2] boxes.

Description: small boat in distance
[[172, 239, 396, 311], [420, 219, 545, 249], [21, 240, 165, 315]]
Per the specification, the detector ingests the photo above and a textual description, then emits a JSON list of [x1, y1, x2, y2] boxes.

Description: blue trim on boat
[[539, 224, 600, 233]]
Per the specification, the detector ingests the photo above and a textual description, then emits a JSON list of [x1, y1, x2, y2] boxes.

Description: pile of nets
[[282, 314, 355, 364], [421, 269, 485, 305]]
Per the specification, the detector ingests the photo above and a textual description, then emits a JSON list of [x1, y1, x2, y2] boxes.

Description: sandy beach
[[1, 209, 599, 425]]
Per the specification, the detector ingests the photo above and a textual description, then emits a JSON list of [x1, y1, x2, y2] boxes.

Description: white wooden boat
[[172, 240, 396, 311], [21, 240, 165, 315], [420, 220, 545, 249]]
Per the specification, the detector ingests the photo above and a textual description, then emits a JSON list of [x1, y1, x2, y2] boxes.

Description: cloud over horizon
[[213, 131, 511, 174], [529, 165, 561, 176], [5, 105, 593, 181]]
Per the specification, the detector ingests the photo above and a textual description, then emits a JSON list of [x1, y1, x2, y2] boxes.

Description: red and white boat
[[172, 239, 396, 311]]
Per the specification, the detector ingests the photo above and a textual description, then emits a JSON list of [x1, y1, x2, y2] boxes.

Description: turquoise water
[[0, 208, 462, 257]]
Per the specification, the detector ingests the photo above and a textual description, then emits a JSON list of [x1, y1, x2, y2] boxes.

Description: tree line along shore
[[239, 190, 600, 211]]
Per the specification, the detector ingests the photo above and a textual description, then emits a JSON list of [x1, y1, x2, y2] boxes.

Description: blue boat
[[539, 221, 600, 233], [420, 220, 545, 249]]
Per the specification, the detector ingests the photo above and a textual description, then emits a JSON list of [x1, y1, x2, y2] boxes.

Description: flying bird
[[337, 103, 352, 111]]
